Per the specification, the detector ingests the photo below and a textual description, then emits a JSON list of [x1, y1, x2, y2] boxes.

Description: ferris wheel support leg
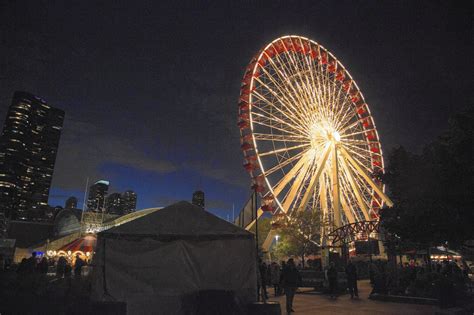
[[244, 208, 264, 231], [262, 229, 277, 253], [332, 144, 342, 229], [297, 144, 331, 213], [339, 155, 370, 221], [339, 146, 394, 207]]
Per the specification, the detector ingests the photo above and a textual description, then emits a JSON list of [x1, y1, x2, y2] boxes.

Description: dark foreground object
[[369, 292, 438, 305], [247, 301, 281, 315]]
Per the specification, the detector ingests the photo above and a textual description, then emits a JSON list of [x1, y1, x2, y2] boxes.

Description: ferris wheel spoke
[[318, 172, 329, 221], [271, 51, 317, 120], [339, 188, 357, 224], [256, 68, 305, 122], [253, 90, 309, 129], [251, 97, 309, 135], [297, 143, 332, 212], [341, 128, 377, 139], [279, 50, 316, 115], [254, 75, 310, 127], [340, 144, 374, 170], [343, 139, 379, 145], [270, 151, 310, 197], [258, 143, 310, 157], [339, 153, 370, 220], [334, 97, 358, 132], [251, 118, 305, 139], [281, 156, 314, 214], [339, 146, 393, 207], [262, 150, 307, 176], [252, 110, 307, 137], [339, 118, 366, 135], [253, 133, 309, 143], [261, 53, 313, 121]]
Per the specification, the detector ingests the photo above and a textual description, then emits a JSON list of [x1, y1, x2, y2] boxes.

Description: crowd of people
[[257, 258, 301, 314], [368, 259, 472, 308], [257, 257, 472, 313], [15, 252, 87, 280]]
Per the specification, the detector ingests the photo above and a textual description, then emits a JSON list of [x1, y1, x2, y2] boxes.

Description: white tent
[[91, 201, 256, 314]]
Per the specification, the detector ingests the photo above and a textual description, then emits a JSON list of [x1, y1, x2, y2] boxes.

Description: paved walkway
[[268, 280, 440, 315]]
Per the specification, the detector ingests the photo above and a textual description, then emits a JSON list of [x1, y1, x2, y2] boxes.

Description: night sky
[[0, 1, 471, 218]]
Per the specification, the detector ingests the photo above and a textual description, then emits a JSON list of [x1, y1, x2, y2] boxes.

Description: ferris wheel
[[237, 35, 393, 242]]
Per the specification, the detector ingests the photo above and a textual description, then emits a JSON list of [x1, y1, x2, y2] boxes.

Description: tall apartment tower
[[106, 193, 122, 215], [121, 190, 137, 214], [0, 91, 64, 221], [87, 180, 109, 212]]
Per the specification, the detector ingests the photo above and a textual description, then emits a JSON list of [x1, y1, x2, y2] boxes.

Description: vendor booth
[[91, 201, 256, 315]]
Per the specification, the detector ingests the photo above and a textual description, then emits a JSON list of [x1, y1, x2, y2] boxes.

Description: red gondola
[[241, 142, 253, 151], [366, 130, 376, 140], [370, 145, 380, 153], [262, 204, 274, 212], [241, 134, 252, 143], [239, 112, 249, 120], [310, 46, 320, 59], [320, 51, 328, 64], [274, 41, 285, 54], [239, 102, 249, 112], [262, 194, 274, 204], [243, 162, 256, 172], [356, 104, 367, 115], [362, 117, 372, 128], [302, 42, 311, 54], [336, 69, 345, 81], [328, 60, 337, 73], [351, 91, 360, 103], [343, 80, 352, 92], [237, 120, 249, 129]]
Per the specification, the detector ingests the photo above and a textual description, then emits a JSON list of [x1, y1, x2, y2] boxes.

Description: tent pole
[[254, 189, 260, 302]]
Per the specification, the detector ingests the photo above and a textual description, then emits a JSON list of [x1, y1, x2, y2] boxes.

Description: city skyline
[[0, 2, 470, 218]]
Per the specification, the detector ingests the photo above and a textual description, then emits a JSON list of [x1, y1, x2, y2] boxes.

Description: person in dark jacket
[[282, 258, 301, 314], [74, 254, 85, 278], [56, 256, 67, 278], [259, 261, 269, 300], [327, 262, 338, 299], [345, 260, 358, 298]]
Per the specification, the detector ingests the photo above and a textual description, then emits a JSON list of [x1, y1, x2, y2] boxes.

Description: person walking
[[37, 257, 48, 274], [259, 261, 269, 300], [270, 262, 281, 296], [74, 254, 85, 278], [345, 260, 358, 298], [282, 258, 301, 314], [326, 262, 338, 299], [56, 256, 67, 278]]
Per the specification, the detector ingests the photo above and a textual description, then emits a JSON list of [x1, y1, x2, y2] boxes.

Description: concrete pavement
[[268, 280, 439, 314]]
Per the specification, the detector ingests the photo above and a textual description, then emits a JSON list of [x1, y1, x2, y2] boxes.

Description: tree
[[273, 209, 321, 267], [381, 107, 474, 251]]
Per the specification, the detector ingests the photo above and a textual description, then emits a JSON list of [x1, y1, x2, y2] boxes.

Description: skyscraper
[[121, 190, 137, 214], [0, 91, 64, 221], [192, 190, 205, 208], [106, 193, 122, 215], [65, 196, 78, 209], [87, 180, 109, 212]]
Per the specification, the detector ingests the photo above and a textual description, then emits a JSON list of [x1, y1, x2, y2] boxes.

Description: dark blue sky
[[0, 1, 471, 218]]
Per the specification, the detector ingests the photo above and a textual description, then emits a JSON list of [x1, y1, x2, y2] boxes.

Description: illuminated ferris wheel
[[238, 35, 393, 241]]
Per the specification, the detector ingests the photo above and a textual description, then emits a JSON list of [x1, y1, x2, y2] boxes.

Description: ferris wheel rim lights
[[237, 35, 392, 227]]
